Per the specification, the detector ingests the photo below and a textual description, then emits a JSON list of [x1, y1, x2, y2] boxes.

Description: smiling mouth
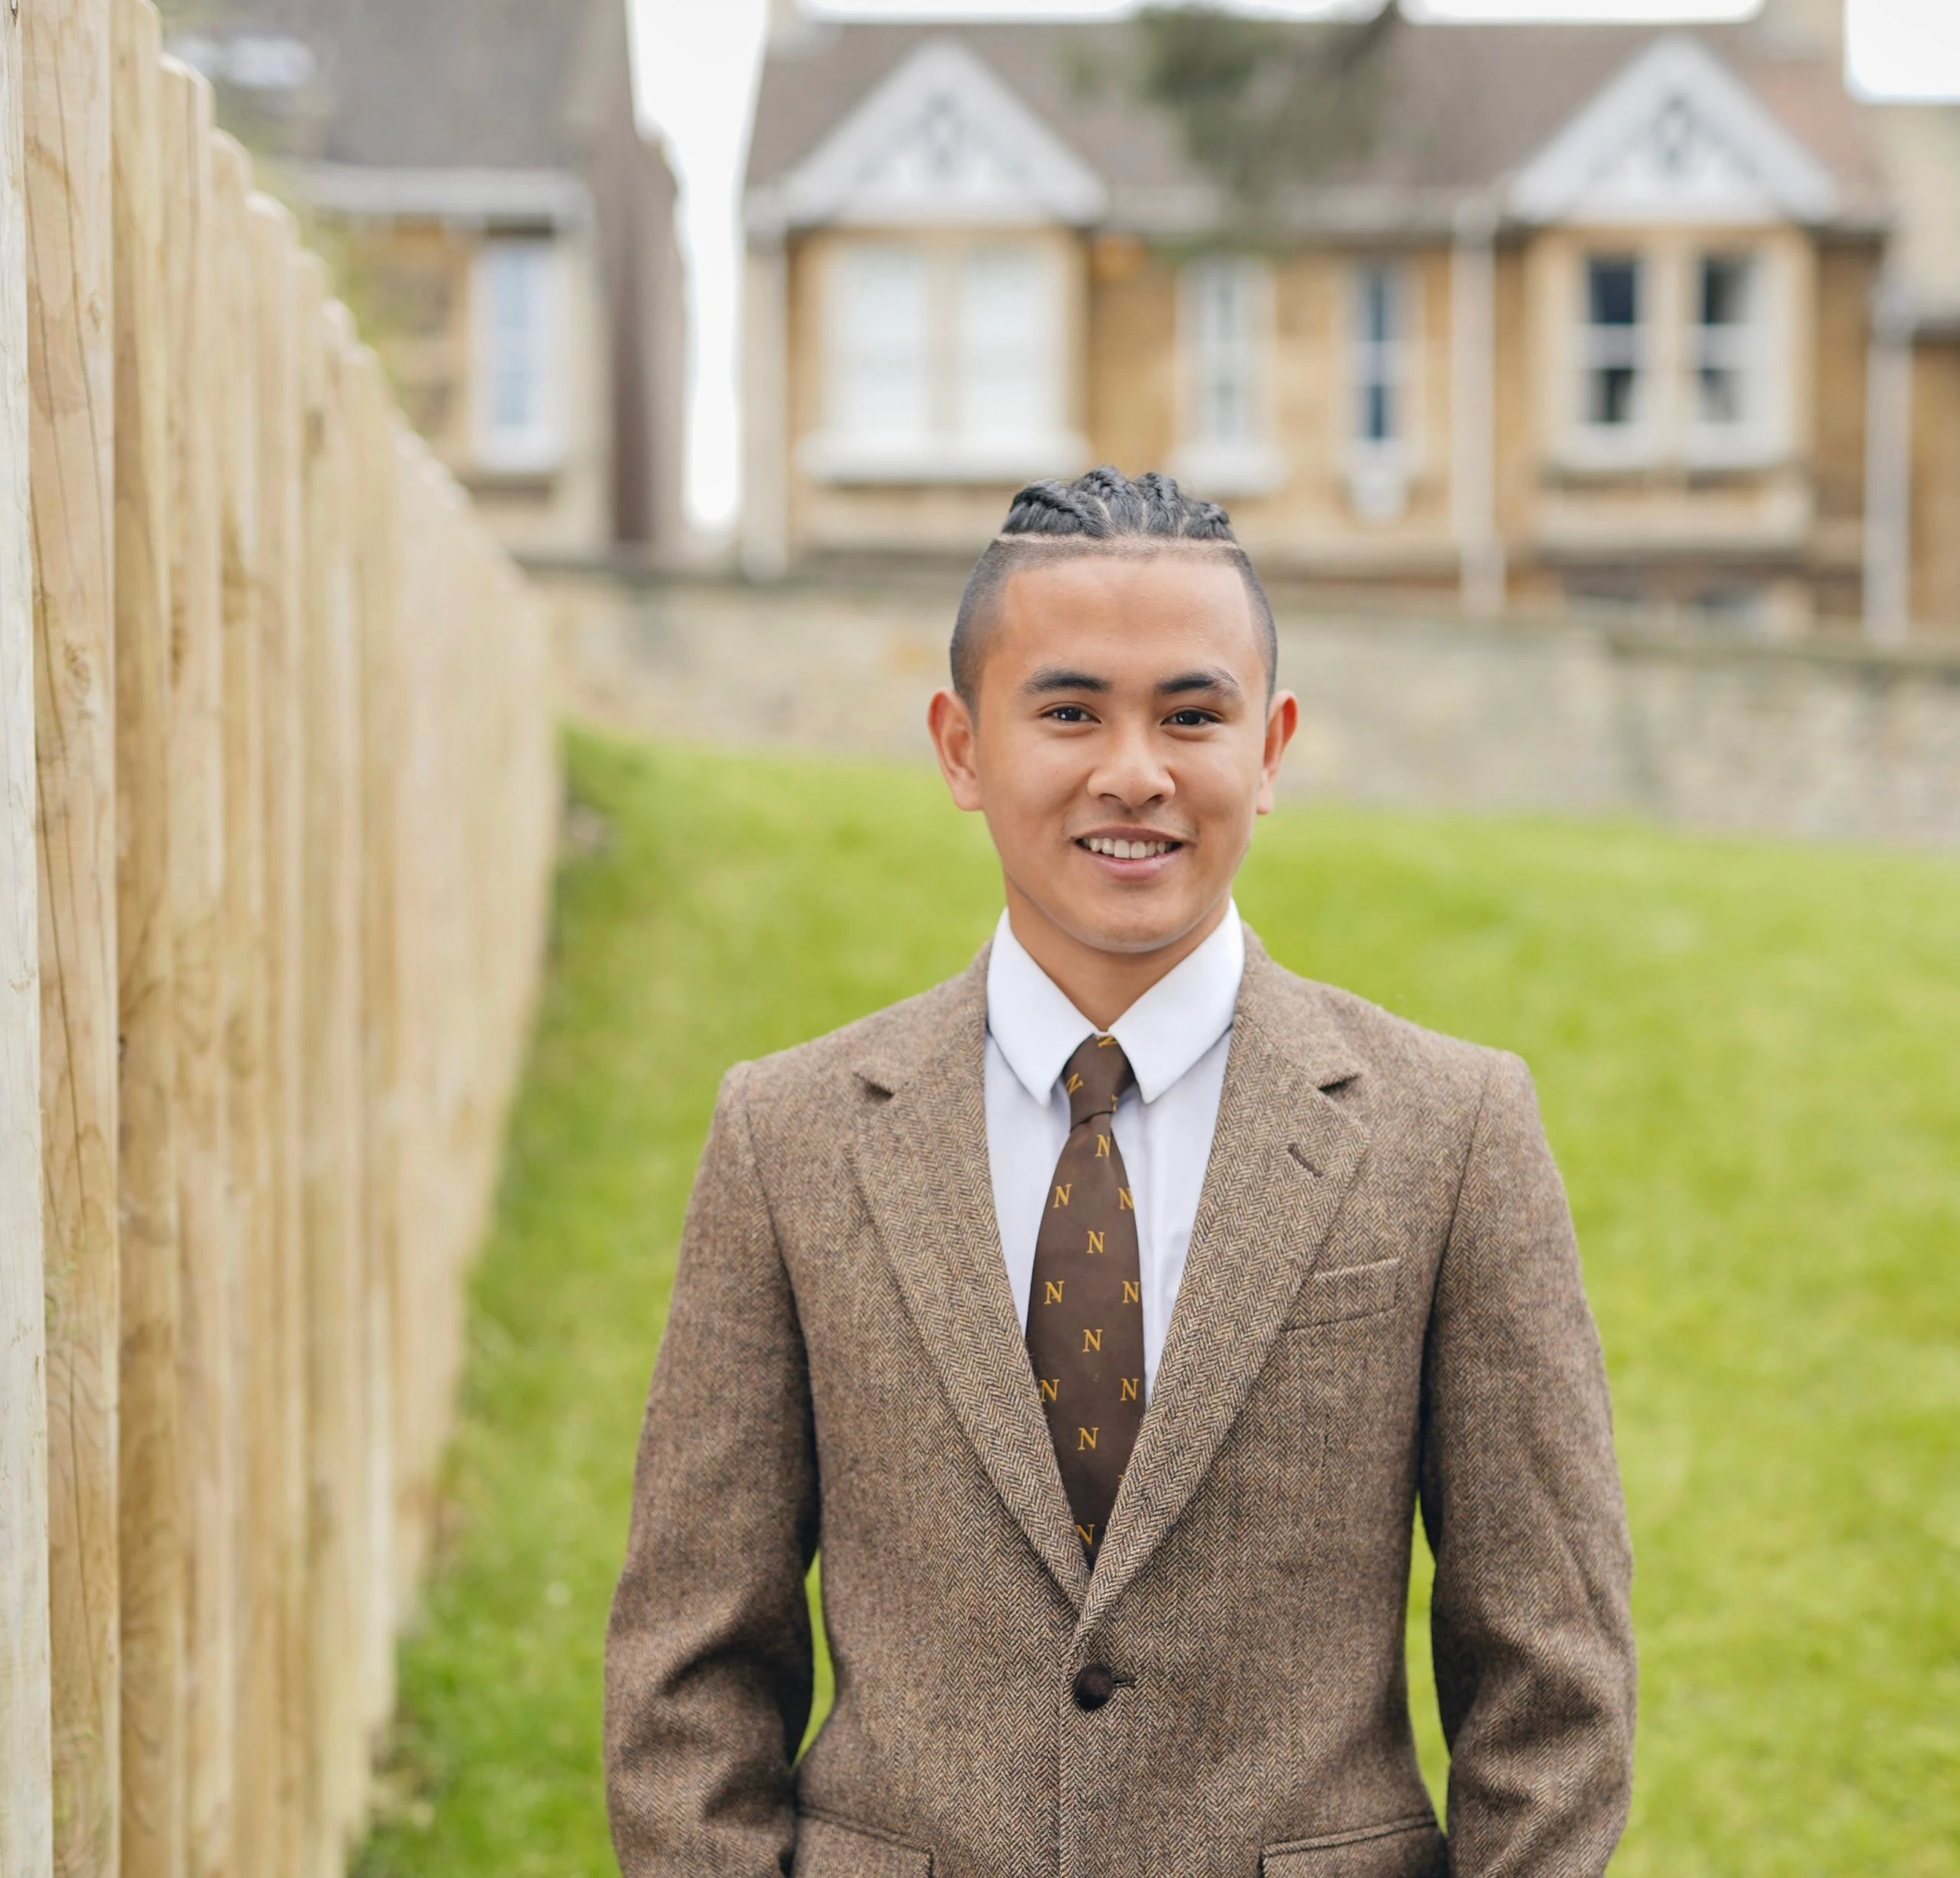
[[1078, 835, 1183, 861]]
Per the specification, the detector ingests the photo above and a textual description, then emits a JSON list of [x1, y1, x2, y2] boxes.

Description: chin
[[1067, 896, 1210, 959]]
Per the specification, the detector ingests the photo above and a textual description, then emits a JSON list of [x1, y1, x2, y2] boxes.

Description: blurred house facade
[[173, 0, 688, 558], [743, 0, 1958, 637]]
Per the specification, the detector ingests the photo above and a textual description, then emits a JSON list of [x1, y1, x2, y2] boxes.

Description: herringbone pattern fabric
[[1025, 1036, 1145, 1567], [605, 937, 1636, 1878]]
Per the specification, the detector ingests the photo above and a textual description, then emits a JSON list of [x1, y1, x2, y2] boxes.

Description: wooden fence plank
[[296, 258, 361, 1878], [0, 5, 53, 1872], [348, 346, 400, 1750], [245, 194, 309, 1878], [157, 59, 231, 1878], [210, 132, 271, 1878], [321, 301, 371, 1860], [23, 0, 120, 1865], [109, 5, 183, 1873]]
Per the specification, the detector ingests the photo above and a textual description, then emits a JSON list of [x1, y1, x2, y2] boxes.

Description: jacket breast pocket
[[1263, 1814, 1446, 1877], [794, 1811, 933, 1877], [1282, 1257, 1400, 1329]]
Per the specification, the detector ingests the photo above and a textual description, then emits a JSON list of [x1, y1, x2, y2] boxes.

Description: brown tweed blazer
[[606, 937, 1635, 1878]]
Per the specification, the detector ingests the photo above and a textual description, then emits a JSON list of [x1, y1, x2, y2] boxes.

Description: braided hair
[[950, 466, 1276, 704]]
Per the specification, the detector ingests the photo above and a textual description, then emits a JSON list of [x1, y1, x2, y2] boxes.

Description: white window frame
[[1560, 240, 1789, 473], [804, 235, 1087, 485], [471, 240, 563, 475], [954, 241, 1067, 456], [1344, 258, 1420, 521], [1687, 248, 1781, 468], [825, 240, 933, 452], [1170, 256, 1285, 498], [1573, 251, 1651, 465]]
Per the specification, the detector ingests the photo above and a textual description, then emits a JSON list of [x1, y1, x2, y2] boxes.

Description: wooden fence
[[2, 2, 562, 1873]]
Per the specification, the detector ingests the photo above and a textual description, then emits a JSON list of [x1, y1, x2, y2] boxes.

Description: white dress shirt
[[984, 905, 1244, 1393]]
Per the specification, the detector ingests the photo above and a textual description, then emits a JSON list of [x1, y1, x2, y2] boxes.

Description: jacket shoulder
[[726, 962, 981, 1112]]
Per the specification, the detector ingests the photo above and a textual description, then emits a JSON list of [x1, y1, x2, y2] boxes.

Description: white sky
[[629, 0, 1960, 537]]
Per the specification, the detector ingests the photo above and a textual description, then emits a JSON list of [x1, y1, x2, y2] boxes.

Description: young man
[[606, 469, 1635, 1878]]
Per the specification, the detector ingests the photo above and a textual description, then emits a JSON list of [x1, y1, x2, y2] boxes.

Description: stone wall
[[546, 568, 1960, 849]]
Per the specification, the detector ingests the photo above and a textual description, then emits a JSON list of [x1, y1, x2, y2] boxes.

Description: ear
[[1255, 691, 1299, 816], [928, 688, 985, 812]]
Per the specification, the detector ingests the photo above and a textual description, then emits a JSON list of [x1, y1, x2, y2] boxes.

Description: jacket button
[[1073, 1664, 1116, 1711]]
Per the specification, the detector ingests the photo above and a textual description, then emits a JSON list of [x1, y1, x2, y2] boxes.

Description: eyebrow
[[1024, 667, 1110, 695], [1158, 668, 1241, 698]]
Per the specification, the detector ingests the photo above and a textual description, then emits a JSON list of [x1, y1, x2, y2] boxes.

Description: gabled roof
[[168, 0, 624, 175], [752, 38, 1107, 233], [746, 16, 1889, 239], [1508, 34, 1838, 226]]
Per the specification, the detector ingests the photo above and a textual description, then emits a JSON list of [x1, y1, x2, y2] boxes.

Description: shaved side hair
[[951, 466, 1278, 705]]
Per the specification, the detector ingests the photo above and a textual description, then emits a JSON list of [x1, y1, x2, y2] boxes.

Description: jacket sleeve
[[605, 1063, 819, 1877], [1419, 1051, 1636, 1876]]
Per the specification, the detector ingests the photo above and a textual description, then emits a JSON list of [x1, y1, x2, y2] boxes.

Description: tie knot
[[1061, 1034, 1132, 1128]]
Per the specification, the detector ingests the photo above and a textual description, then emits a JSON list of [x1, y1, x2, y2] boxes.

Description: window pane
[[832, 244, 930, 442], [1361, 266, 1393, 346], [1589, 364, 1638, 427], [1353, 263, 1402, 447], [1701, 255, 1750, 328], [491, 250, 539, 430], [1583, 256, 1642, 430], [477, 241, 554, 460], [1187, 258, 1263, 447], [1696, 254, 1754, 428], [956, 244, 1058, 443], [1588, 258, 1639, 328], [1363, 380, 1393, 444]]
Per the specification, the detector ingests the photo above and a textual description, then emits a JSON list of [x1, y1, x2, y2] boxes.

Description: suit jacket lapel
[[851, 956, 1090, 1611], [1080, 948, 1368, 1635]]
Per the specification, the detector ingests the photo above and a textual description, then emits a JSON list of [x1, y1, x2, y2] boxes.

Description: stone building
[[174, 0, 688, 557], [743, 0, 1957, 637]]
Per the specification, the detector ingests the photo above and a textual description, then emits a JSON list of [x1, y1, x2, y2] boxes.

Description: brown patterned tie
[[1024, 1034, 1147, 1569]]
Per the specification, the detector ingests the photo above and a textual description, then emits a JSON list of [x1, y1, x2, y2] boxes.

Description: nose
[[1085, 718, 1174, 810]]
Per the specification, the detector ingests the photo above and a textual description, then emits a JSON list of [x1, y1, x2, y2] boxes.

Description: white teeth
[[1084, 837, 1173, 859]]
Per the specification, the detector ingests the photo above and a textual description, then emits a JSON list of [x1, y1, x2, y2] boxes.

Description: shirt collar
[[985, 903, 1244, 1107]]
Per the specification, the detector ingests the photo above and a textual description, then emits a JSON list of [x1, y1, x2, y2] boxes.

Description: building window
[[956, 243, 1062, 448], [1582, 256, 1644, 432], [831, 243, 932, 446], [1170, 256, 1283, 497], [814, 237, 1078, 481], [1187, 258, 1263, 447], [1563, 244, 1786, 470], [1352, 263, 1410, 450], [472, 241, 560, 472], [1694, 253, 1756, 429]]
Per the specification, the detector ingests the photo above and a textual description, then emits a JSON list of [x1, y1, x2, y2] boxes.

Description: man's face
[[929, 550, 1297, 965]]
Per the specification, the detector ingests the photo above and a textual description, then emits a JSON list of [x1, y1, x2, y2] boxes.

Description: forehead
[[992, 548, 1261, 674]]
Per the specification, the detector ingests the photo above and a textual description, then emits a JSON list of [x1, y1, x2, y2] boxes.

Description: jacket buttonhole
[[1288, 1144, 1321, 1177]]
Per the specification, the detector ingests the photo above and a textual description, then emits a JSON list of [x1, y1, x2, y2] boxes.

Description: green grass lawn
[[353, 730, 1960, 1878]]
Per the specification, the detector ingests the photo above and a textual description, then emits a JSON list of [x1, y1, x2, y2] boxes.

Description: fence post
[[23, 0, 120, 1864], [246, 194, 309, 1876], [295, 256, 357, 1876], [156, 57, 232, 1878], [0, 4, 52, 1870], [211, 130, 271, 1878], [349, 346, 400, 1750], [110, 3, 184, 1871]]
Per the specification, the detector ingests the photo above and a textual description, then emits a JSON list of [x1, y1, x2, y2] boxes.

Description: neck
[[1003, 886, 1231, 1031]]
